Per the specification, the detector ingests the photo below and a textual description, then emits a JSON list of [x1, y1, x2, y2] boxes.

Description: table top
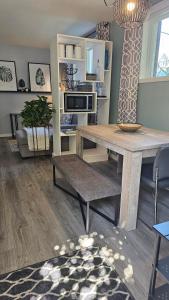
[[78, 125, 169, 152], [154, 221, 169, 241]]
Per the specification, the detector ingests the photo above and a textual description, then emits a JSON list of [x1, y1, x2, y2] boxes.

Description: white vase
[[74, 46, 82, 59], [66, 44, 73, 58], [58, 44, 65, 57]]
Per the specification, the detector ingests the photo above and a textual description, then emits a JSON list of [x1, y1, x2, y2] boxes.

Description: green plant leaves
[[21, 96, 55, 127]]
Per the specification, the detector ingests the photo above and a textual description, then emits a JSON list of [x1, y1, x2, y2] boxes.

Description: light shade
[[104, 0, 149, 28]]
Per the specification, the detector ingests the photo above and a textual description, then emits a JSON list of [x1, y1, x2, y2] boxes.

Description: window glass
[[156, 17, 169, 77], [86, 48, 94, 74]]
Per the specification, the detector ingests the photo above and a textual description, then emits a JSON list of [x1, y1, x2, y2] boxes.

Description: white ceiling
[[0, 0, 114, 48]]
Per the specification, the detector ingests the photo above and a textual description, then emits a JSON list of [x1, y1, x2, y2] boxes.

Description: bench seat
[[52, 154, 121, 232], [52, 154, 120, 202]]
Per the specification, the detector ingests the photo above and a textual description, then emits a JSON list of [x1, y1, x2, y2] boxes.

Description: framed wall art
[[0, 60, 17, 91], [28, 63, 51, 93]]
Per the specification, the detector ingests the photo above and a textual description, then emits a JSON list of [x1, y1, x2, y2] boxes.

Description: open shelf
[[50, 34, 113, 160], [60, 133, 76, 155]]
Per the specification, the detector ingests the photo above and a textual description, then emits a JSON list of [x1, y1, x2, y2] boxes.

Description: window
[[86, 48, 94, 74], [154, 18, 169, 77], [140, 0, 169, 81]]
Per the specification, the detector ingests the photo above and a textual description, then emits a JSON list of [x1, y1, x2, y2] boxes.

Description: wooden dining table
[[76, 124, 169, 231]]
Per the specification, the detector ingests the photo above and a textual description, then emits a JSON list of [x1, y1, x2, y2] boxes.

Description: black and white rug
[[0, 234, 134, 300]]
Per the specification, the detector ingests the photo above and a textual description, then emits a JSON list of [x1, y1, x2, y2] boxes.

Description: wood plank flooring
[[1, 138, 169, 300]]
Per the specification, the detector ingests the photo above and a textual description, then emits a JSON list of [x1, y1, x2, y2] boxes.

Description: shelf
[[60, 131, 76, 137], [104, 69, 111, 72], [157, 256, 169, 282], [154, 283, 169, 299], [59, 57, 85, 63], [84, 80, 104, 83], [0, 91, 51, 94], [61, 150, 76, 155], [83, 147, 108, 163], [97, 97, 109, 100], [62, 111, 96, 115]]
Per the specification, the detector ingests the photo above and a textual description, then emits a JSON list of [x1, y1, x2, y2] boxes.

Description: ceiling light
[[104, 0, 149, 28], [127, 1, 136, 11]]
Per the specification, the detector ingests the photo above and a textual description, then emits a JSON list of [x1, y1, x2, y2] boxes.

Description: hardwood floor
[[1, 138, 169, 300]]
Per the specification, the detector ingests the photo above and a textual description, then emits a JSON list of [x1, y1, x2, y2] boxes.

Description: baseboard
[[0, 133, 12, 138]]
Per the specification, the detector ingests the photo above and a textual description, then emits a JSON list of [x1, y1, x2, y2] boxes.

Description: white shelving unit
[[50, 34, 113, 162]]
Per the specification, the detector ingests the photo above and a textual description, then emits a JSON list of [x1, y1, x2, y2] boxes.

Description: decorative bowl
[[117, 123, 142, 132]]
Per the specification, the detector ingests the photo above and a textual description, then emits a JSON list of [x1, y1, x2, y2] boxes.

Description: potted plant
[[21, 95, 55, 128]]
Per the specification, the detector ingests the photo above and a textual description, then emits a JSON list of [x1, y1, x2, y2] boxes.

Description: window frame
[[140, 0, 169, 83]]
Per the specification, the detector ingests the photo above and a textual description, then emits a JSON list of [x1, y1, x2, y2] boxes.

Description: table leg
[[10, 114, 15, 139], [76, 130, 84, 158], [119, 150, 142, 231], [117, 154, 123, 175], [15, 114, 19, 131]]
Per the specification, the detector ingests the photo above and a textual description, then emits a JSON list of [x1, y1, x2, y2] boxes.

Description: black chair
[[141, 147, 169, 224]]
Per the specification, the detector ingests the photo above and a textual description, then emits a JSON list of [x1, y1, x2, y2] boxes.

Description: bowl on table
[[117, 123, 142, 132]]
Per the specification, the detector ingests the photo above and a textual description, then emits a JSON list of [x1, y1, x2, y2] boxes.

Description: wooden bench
[[52, 154, 121, 233]]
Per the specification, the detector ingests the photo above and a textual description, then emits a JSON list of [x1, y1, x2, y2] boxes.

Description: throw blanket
[[24, 127, 50, 151]]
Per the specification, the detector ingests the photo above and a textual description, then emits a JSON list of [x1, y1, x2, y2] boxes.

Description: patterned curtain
[[96, 22, 110, 40], [118, 26, 143, 123]]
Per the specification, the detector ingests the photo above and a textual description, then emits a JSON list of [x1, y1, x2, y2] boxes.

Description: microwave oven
[[64, 93, 95, 112]]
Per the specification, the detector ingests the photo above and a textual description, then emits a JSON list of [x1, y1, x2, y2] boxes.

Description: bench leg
[[86, 202, 90, 234], [148, 235, 161, 298], [78, 194, 90, 234], [53, 165, 56, 185], [114, 197, 120, 226], [77, 194, 86, 229]]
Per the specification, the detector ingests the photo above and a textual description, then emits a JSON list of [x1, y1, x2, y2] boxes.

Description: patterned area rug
[[8, 140, 19, 152], [0, 234, 134, 300]]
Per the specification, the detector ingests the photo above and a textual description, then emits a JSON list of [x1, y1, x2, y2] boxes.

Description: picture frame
[[0, 60, 17, 91], [28, 63, 51, 93]]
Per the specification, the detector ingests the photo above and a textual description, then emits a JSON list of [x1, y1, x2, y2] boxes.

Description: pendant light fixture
[[104, 0, 149, 28], [104, 0, 149, 123]]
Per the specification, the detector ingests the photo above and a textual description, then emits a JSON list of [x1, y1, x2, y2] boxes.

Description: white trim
[[140, 0, 169, 80], [147, 0, 169, 22], [140, 19, 158, 78], [0, 133, 12, 138], [139, 76, 169, 83]]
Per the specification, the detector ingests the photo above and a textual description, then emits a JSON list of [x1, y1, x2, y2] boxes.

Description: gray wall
[[137, 81, 169, 131], [109, 22, 124, 123], [0, 44, 50, 136], [109, 19, 169, 131]]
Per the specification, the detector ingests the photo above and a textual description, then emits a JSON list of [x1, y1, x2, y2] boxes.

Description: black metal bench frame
[[53, 165, 120, 233]]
